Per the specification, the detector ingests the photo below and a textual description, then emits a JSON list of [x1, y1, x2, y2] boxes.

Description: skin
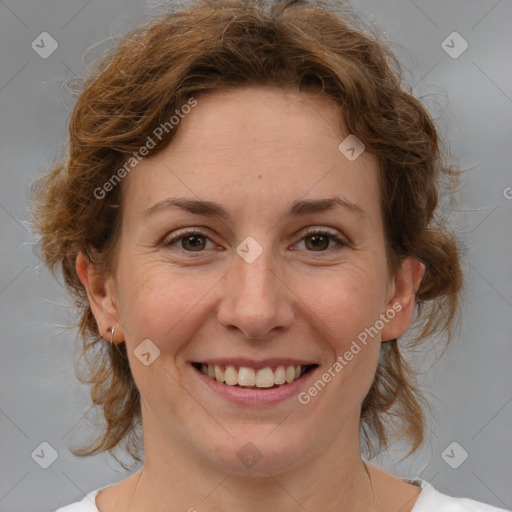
[[76, 86, 425, 512]]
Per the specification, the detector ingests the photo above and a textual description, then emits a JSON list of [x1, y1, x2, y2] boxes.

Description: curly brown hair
[[30, 0, 463, 468]]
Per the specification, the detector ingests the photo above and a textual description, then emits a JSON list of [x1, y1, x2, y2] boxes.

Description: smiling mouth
[[192, 362, 318, 389]]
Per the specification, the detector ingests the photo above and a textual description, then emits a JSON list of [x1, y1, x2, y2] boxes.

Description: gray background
[[0, 0, 511, 511]]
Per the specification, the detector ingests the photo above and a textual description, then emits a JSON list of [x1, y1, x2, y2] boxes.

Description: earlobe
[[381, 257, 426, 342], [76, 251, 123, 342]]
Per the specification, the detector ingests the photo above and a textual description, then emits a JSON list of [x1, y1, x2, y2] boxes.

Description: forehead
[[121, 86, 381, 225]]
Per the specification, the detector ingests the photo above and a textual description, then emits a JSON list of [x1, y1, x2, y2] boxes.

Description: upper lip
[[192, 358, 318, 369]]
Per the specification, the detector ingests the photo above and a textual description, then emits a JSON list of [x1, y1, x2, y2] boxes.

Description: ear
[[75, 251, 124, 343], [380, 257, 425, 342]]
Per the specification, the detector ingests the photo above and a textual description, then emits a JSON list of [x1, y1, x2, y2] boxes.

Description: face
[[80, 86, 423, 476]]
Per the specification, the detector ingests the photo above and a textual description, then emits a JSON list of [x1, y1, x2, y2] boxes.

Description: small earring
[[108, 327, 115, 343]]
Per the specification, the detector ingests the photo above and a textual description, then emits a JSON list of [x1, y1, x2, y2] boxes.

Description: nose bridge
[[218, 239, 294, 338], [236, 247, 274, 297], [232, 243, 279, 311]]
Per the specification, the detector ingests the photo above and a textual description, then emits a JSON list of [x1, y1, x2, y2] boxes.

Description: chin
[[198, 428, 314, 477]]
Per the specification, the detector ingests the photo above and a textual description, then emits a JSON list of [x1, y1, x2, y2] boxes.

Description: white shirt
[[54, 478, 509, 511]]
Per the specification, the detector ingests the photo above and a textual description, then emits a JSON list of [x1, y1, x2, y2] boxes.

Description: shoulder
[[54, 485, 109, 512], [411, 479, 509, 512]]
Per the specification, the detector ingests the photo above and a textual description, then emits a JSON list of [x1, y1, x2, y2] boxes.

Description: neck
[[125, 411, 378, 512]]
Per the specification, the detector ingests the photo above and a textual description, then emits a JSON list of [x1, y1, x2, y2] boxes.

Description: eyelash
[[162, 227, 348, 256]]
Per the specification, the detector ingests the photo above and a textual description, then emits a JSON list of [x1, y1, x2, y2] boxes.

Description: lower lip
[[191, 364, 318, 406]]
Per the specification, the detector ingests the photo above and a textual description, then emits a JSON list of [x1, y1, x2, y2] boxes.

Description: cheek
[[295, 263, 387, 348], [115, 259, 223, 355], [301, 273, 384, 399], [114, 267, 216, 404]]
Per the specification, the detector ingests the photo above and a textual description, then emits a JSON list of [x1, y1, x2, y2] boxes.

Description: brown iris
[[305, 234, 329, 251]]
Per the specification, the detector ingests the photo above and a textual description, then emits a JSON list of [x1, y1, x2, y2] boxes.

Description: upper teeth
[[199, 363, 305, 388]]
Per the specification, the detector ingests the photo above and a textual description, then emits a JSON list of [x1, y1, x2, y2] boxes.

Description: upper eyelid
[[162, 226, 216, 243]]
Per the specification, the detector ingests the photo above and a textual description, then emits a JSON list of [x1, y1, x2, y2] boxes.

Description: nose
[[216, 244, 295, 340]]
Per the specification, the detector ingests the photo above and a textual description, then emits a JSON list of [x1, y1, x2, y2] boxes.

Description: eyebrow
[[142, 196, 365, 221]]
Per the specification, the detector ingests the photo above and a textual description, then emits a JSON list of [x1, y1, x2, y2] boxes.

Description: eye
[[294, 228, 348, 253], [162, 227, 348, 255], [163, 229, 215, 252]]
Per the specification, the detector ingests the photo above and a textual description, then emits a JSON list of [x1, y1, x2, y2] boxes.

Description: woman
[[31, 0, 507, 510]]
